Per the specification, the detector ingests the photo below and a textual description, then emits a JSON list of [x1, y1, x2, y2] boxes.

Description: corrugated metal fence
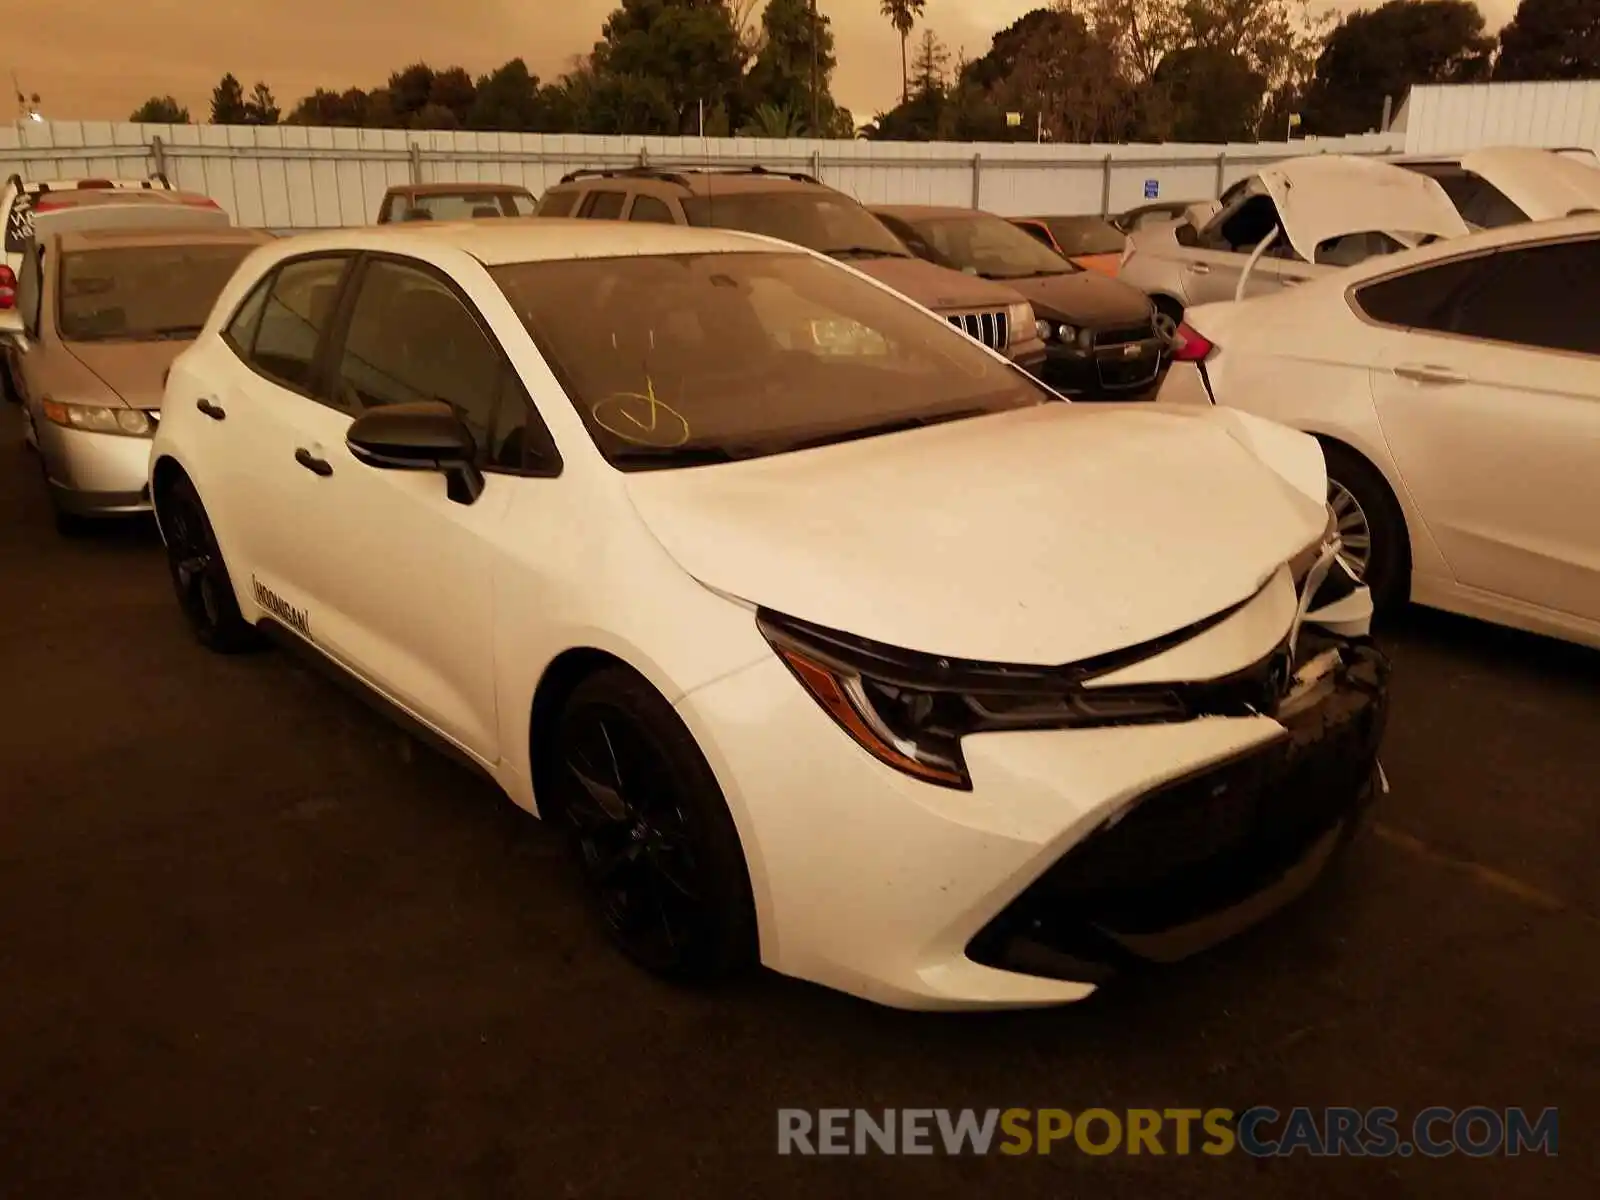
[[0, 121, 1403, 230]]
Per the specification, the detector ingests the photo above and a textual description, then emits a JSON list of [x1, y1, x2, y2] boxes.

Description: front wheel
[[157, 476, 259, 653], [549, 667, 757, 982]]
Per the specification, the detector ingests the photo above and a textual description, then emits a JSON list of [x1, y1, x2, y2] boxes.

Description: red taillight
[[179, 195, 221, 209], [1170, 321, 1214, 363], [0, 265, 14, 310], [32, 197, 64, 212]]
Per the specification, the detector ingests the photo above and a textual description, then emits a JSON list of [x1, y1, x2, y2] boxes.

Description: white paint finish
[[1169, 215, 1600, 647], [1401, 82, 1600, 155], [151, 218, 1368, 1010], [1259, 156, 1468, 262], [1, 121, 1401, 230]]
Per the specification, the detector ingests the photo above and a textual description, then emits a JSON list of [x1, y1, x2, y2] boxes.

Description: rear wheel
[[548, 667, 757, 982], [157, 476, 259, 653], [1322, 442, 1410, 615]]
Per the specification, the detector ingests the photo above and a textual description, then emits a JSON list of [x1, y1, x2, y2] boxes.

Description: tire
[[1322, 442, 1410, 615], [547, 666, 757, 982], [1152, 295, 1184, 338], [51, 506, 91, 537], [156, 475, 259, 653]]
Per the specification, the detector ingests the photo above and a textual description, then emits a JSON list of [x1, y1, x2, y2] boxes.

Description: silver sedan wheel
[[1328, 477, 1372, 580]]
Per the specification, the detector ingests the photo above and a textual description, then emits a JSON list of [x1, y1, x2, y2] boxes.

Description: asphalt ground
[[1, 401, 1596, 1198]]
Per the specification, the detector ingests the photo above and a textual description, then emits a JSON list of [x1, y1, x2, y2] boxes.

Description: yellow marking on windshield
[[591, 376, 692, 448]]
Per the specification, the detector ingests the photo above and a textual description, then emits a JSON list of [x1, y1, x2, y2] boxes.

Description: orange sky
[[15, 0, 1514, 125]]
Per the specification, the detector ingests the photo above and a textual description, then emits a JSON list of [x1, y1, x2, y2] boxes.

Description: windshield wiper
[[824, 246, 909, 260], [146, 324, 205, 340], [781, 408, 994, 454], [982, 268, 1068, 280], [608, 444, 743, 470]]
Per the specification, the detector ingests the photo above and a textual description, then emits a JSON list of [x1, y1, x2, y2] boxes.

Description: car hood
[[852, 255, 1025, 312], [623, 403, 1327, 666], [65, 339, 191, 409], [998, 270, 1152, 326], [1459, 146, 1600, 219], [1260, 155, 1470, 262]]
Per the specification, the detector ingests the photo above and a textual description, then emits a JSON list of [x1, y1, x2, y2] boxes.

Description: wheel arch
[[1308, 430, 1416, 596], [525, 646, 644, 817]]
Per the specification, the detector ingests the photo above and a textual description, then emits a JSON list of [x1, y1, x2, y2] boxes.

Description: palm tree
[[880, 0, 928, 105]]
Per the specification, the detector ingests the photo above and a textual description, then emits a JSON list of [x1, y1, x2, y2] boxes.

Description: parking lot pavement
[[0, 403, 1595, 1200]]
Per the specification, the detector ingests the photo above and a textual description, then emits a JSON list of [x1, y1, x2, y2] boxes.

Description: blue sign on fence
[[1143, 179, 1160, 199]]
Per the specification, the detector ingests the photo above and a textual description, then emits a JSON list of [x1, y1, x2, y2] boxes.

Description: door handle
[[1393, 364, 1466, 386], [294, 447, 333, 477], [1188, 263, 1211, 275], [196, 397, 226, 421]]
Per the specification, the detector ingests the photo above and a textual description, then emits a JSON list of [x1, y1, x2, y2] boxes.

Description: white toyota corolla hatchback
[[151, 219, 1389, 1010]]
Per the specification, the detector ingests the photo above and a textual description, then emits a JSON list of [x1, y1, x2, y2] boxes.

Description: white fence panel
[[1, 121, 1403, 231], [1401, 82, 1600, 154]]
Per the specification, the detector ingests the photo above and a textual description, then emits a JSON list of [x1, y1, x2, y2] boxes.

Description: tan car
[[376, 182, 539, 223], [536, 166, 1045, 367], [2, 201, 268, 531]]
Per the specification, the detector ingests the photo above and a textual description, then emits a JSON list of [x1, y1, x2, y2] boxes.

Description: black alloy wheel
[[159, 476, 258, 653], [551, 668, 756, 981]]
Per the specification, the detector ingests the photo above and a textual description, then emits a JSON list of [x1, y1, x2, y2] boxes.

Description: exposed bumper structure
[[677, 564, 1389, 1010]]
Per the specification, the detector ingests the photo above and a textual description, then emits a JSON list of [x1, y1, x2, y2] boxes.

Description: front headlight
[[41, 401, 154, 438], [758, 609, 1187, 790], [1006, 301, 1036, 346]]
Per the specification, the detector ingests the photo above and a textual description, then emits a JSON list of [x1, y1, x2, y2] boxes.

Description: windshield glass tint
[[59, 243, 256, 341], [907, 213, 1075, 278], [680, 191, 909, 258], [491, 251, 1050, 471], [1045, 217, 1126, 257]]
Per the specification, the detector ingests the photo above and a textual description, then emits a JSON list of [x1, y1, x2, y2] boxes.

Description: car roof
[[261, 217, 807, 267], [870, 204, 991, 221], [56, 226, 271, 253], [390, 182, 535, 196], [31, 188, 217, 212], [551, 167, 831, 198]]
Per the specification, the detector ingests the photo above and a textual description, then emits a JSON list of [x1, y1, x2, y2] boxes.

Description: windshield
[[58, 243, 257, 341], [902, 213, 1076, 279], [1044, 217, 1126, 257], [491, 251, 1052, 471], [680, 191, 910, 259], [405, 191, 535, 220]]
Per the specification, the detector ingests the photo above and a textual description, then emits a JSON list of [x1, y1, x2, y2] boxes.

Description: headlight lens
[[758, 610, 1187, 790], [41, 401, 154, 437], [1006, 301, 1036, 346]]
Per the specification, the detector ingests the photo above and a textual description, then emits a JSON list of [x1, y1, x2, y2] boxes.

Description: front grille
[[1095, 352, 1161, 390], [1091, 322, 1154, 348], [966, 640, 1390, 982], [946, 309, 1009, 350]]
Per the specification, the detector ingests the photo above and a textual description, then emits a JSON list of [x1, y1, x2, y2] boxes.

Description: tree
[[591, 0, 747, 134], [467, 59, 547, 131], [880, 0, 928, 104], [387, 64, 437, 124], [244, 83, 280, 125], [1496, 0, 1600, 81], [285, 87, 369, 126], [131, 96, 191, 123], [1153, 45, 1267, 142], [745, 0, 845, 135], [977, 7, 1135, 143], [210, 73, 248, 124], [870, 28, 948, 140], [1302, 0, 1495, 136], [428, 67, 477, 125], [740, 101, 807, 137]]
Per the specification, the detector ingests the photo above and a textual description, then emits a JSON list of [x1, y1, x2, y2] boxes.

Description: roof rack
[[557, 163, 822, 187]]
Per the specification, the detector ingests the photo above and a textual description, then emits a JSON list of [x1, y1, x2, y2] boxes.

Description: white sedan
[[1161, 214, 1600, 650], [151, 219, 1387, 1010]]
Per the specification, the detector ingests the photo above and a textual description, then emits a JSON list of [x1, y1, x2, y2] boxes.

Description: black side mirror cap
[[347, 400, 484, 505]]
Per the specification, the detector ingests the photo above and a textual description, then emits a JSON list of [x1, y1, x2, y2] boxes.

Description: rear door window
[[1447, 239, 1600, 354], [579, 191, 628, 220], [628, 195, 677, 224], [537, 190, 579, 218], [247, 255, 351, 393]]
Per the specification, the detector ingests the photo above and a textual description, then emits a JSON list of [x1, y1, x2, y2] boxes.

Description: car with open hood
[[1156, 213, 1600, 649], [149, 217, 1389, 1010], [1389, 146, 1600, 228], [536, 165, 1045, 368], [1118, 155, 1470, 327], [873, 204, 1167, 400], [1, 195, 267, 531]]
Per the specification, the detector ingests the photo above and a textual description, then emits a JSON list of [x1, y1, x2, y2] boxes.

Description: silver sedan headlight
[[41, 401, 155, 438]]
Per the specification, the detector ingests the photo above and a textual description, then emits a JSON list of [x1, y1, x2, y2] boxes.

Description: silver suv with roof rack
[[537, 165, 1046, 368]]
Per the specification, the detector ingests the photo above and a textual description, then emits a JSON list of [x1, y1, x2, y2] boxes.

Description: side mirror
[[346, 400, 485, 505], [1174, 222, 1200, 248]]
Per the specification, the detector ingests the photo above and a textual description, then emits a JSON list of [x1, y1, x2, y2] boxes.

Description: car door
[[1360, 235, 1600, 621], [291, 253, 538, 761]]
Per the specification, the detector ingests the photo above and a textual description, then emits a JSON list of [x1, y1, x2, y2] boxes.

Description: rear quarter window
[[537, 190, 579, 218]]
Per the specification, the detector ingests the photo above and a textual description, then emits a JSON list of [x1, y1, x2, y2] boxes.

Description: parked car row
[[2, 165, 1390, 1012]]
